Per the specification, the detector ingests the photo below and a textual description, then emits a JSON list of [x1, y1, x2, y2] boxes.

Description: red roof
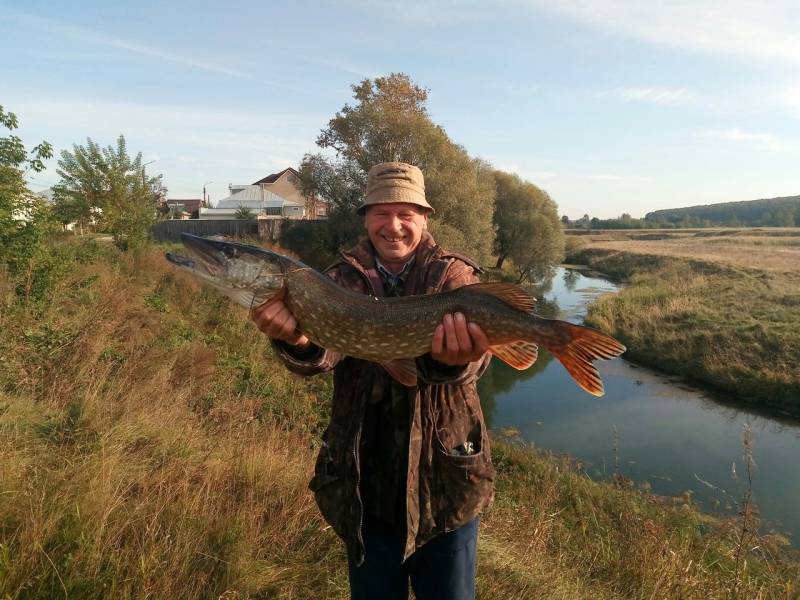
[[252, 167, 300, 185]]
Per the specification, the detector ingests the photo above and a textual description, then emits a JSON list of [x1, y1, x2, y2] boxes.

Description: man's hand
[[251, 297, 310, 348], [430, 312, 490, 366]]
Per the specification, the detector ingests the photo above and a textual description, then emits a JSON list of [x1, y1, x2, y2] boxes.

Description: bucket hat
[[357, 162, 435, 215]]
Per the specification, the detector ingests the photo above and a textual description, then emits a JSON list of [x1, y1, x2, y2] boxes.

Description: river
[[479, 267, 800, 547]]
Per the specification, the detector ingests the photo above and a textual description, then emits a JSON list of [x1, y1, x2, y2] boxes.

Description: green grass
[[0, 237, 797, 599]]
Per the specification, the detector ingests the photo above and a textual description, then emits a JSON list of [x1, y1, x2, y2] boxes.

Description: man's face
[[365, 203, 429, 265]]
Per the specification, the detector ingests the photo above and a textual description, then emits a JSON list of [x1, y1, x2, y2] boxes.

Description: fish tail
[[547, 322, 626, 397]]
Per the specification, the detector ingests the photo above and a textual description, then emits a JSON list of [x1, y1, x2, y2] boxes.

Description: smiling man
[[251, 162, 494, 600]]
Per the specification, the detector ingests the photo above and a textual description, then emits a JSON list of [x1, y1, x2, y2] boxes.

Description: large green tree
[[492, 170, 564, 283], [54, 136, 166, 250], [0, 105, 55, 280], [303, 73, 496, 264]]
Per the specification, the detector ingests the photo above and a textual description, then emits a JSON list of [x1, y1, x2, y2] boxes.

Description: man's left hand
[[430, 312, 490, 366]]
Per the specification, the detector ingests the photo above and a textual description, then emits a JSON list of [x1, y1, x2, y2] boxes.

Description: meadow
[[1, 237, 798, 599], [567, 228, 800, 416]]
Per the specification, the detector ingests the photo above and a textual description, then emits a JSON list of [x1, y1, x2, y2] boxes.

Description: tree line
[[566, 195, 800, 230], [644, 196, 800, 228]]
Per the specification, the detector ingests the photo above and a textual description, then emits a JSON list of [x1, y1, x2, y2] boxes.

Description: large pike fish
[[166, 234, 625, 396]]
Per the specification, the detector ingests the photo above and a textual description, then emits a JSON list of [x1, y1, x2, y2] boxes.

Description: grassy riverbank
[[1, 238, 798, 598], [566, 229, 800, 416]]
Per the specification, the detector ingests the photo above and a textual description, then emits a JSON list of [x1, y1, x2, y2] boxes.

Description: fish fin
[[491, 341, 539, 370], [547, 322, 626, 397], [222, 288, 261, 309], [380, 359, 418, 387], [463, 283, 536, 312]]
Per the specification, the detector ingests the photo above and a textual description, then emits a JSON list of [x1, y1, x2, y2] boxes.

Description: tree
[[54, 136, 166, 250], [284, 154, 367, 265], [492, 171, 564, 282], [0, 105, 55, 281], [234, 205, 256, 220], [309, 73, 496, 264]]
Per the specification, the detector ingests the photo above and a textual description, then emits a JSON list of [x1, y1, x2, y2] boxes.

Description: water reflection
[[479, 352, 554, 429], [481, 267, 800, 547], [562, 268, 580, 292]]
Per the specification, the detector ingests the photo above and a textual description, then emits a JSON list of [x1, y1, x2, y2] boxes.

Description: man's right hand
[[251, 298, 310, 348]]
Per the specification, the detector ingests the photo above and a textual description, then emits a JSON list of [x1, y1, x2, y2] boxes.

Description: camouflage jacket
[[272, 232, 495, 565]]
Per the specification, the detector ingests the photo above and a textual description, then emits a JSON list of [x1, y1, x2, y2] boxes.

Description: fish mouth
[[173, 233, 234, 277]]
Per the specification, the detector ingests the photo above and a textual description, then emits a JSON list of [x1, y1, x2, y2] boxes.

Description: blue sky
[[2, 0, 799, 219]]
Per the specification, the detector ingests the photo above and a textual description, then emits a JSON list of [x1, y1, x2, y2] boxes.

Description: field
[[567, 228, 800, 415], [1, 237, 798, 599]]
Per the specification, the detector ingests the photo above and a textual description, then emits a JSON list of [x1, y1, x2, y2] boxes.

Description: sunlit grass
[[0, 238, 797, 598], [568, 230, 800, 414]]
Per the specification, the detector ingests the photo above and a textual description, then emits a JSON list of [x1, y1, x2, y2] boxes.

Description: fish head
[[166, 233, 288, 309]]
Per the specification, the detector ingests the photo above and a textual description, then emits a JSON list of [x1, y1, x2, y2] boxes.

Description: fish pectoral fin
[[462, 282, 536, 312], [379, 359, 418, 387], [491, 341, 539, 370]]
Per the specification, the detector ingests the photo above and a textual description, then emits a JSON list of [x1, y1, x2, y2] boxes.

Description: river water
[[479, 267, 800, 546]]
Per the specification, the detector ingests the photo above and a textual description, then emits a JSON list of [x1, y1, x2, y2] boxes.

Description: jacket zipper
[[353, 427, 365, 563]]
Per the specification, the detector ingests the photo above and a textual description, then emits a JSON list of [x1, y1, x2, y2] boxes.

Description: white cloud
[[771, 84, 800, 117], [9, 12, 292, 87], [520, 0, 800, 65], [598, 87, 695, 105], [703, 128, 775, 145]]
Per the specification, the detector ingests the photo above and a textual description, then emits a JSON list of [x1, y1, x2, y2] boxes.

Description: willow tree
[[303, 73, 496, 265], [493, 170, 564, 283]]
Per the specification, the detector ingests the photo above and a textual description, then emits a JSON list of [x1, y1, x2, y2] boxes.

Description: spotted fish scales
[[167, 234, 626, 395]]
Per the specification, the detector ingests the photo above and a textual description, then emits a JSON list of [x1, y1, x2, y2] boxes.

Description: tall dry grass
[[568, 234, 800, 414], [1, 243, 345, 598], [1, 238, 798, 598]]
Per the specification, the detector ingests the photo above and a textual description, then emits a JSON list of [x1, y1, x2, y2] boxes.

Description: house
[[200, 167, 329, 220], [199, 186, 304, 220], [250, 168, 306, 205], [163, 198, 202, 219]]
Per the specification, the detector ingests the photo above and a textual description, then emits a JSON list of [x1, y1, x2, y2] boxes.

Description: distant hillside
[[645, 195, 800, 227]]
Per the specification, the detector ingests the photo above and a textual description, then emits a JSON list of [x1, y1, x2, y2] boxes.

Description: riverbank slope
[[567, 228, 800, 416], [1, 239, 797, 598]]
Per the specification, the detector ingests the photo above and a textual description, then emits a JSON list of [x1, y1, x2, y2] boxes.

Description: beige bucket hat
[[357, 162, 435, 215]]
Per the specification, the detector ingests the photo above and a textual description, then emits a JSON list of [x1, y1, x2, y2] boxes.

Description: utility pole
[[203, 181, 214, 208]]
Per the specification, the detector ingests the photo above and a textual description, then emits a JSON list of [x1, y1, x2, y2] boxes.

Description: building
[[163, 198, 202, 219], [199, 167, 328, 220], [199, 186, 304, 220]]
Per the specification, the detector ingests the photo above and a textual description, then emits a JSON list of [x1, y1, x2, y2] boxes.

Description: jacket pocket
[[308, 442, 355, 541], [432, 419, 495, 531]]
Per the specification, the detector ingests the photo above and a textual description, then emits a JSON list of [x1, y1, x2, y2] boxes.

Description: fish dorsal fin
[[491, 341, 539, 370], [379, 359, 418, 387], [464, 283, 536, 312]]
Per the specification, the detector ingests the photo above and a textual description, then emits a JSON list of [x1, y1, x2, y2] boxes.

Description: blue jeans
[[348, 518, 479, 600]]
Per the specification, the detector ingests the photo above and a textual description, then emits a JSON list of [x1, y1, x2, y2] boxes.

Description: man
[[251, 162, 494, 600]]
